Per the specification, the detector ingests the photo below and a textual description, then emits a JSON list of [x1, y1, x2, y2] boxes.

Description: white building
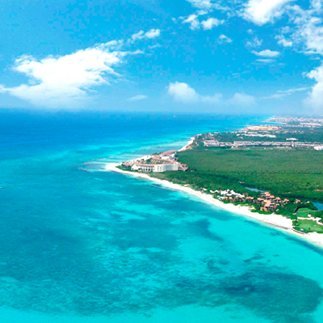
[[156, 163, 179, 172], [131, 163, 179, 173]]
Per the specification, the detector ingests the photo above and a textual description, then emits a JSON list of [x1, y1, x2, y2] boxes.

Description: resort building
[[131, 163, 179, 173]]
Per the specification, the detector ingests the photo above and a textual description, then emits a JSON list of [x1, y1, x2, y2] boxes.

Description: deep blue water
[[0, 112, 322, 323]]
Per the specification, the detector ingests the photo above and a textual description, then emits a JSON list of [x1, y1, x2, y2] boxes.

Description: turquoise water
[[0, 112, 322, 323]]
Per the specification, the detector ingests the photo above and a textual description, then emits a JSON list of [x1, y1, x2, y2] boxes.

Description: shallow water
[[0, 112, 322, 323], [314, 202, 323, 210]]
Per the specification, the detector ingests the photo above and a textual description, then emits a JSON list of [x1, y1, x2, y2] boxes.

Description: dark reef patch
[[219, 270, 323, 322]]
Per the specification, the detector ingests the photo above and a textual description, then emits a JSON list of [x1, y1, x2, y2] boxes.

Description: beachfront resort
[[117, 117, 323, 236], [120, 150, 188, 173]]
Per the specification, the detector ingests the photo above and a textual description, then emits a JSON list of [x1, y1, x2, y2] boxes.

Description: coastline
[[104, 162, 323, 249], [178, 136, 195, 152]]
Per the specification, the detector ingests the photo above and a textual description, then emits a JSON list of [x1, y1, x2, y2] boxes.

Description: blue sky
[[0, 0, 322, 114]]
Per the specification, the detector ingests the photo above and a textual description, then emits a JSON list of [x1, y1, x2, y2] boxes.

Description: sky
[[0, 0, 322, 115]]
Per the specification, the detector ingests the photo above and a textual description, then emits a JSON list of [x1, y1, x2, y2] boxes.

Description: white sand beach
[[178, 137, 195, 152], [104, 162, 323, 249]]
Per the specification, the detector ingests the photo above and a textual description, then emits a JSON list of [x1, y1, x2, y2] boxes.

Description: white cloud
[[167, 82, 255, 107], [201, 17, 223, 30], [228, 93, 256, 106], [275, 34, 293, 47], [145, 29, 161, 39], [186, 0, 229, 12], [253, 49, 280, 57], [131, 29, 161, 41], [218, 34, 232, 44], [296, 17, 323, 55], [187, 0, 213, 11], [183, 14, 200, 30], [263, 86, 309, 99], [0, 30, 160, 108], [283, 4, 323, 56], [127, 94, 147, 102], [200, 93, 223, 104], [182, 0, 225, 31], [256, 58, 275, 64], [244, 0, 291, 25], [0, 48, 122, 108], [245, 36, 263, 48], [167, 82, 199, 103], [311, 0, 322, 12], [183, 14, 223, 30], [305, 64, 323, 111]]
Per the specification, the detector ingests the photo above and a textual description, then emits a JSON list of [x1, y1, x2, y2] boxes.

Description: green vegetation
[[151, 148, 323, 233], [294, 219, 323, 234], [296, 208, 315, 218], [160, 149, 323, 201], [295, 208, 323, 221], [283, 126, 323, 143], [203, 126, 323, 143]]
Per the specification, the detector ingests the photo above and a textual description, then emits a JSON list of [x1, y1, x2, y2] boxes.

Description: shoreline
[[104, 162, 323, 249], [178, 136, 195, 152]]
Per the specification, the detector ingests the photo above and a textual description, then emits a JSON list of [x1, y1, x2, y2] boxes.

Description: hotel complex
[[121, 150, 187, 173]]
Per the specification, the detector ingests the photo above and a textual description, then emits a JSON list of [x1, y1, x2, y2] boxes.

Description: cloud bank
[[244, 0, 291, 25], [167, 82, 255, 107], [0, 29, 160, 109], [183, 14, 223, 30], [306, 64, 323, 111]]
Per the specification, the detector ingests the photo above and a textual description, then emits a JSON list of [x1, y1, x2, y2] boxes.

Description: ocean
[[0, 111, 322, 323]]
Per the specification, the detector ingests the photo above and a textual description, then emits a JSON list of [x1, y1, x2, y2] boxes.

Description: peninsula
[[106, 117, 323, 247]]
